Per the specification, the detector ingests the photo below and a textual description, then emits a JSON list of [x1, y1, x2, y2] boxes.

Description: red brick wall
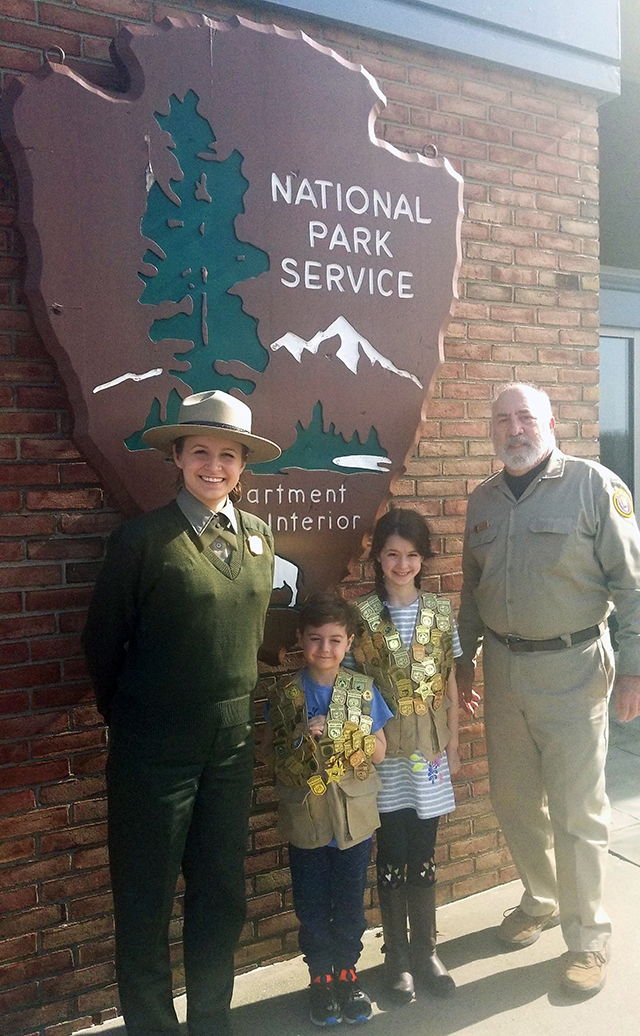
[[0, 2, 600, 1034]]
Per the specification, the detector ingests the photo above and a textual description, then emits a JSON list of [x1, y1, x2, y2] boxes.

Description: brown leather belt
[[487, 623, 604, 653]]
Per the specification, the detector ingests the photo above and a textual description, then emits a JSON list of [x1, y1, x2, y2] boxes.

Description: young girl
[[349, 508, 461, 1002]]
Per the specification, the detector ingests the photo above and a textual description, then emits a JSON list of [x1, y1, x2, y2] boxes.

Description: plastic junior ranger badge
[[349, 748, 366, 768], [325, 758, 345, 784], [247, 535, 263, 555], [613, 487, 634, 518], [307, 775, 327, 796]]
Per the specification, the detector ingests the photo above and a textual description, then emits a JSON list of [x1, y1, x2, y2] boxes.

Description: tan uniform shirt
[[458, 449, 640, 674]]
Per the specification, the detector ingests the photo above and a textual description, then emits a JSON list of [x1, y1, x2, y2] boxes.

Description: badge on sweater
[[247, 535, 264, 555], [613, 488, 634, 519]]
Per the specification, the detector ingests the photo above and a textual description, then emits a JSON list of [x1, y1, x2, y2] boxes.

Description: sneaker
[[561, 947, 609, 996], [497, 905, 560, 947], [336, 968, 373, 1024], [309, 974, 342, 1027]]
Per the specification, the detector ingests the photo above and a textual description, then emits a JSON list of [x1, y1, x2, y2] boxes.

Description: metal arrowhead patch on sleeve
[[247, 535, 264, 555], [613, 488, 634, 519]]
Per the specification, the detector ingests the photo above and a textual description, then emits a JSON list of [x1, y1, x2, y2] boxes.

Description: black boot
[[407, 884, 455, 998], [378, 887, 414, 1002]]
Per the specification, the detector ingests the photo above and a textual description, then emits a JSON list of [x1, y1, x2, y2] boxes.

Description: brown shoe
[[497, 905, 560, 947], [561, 947, 609, 996]]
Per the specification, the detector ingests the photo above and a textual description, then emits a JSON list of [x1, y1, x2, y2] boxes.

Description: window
[[599, 328, 640, 496]]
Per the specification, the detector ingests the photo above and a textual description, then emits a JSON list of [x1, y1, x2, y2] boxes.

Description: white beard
[[496, 433, 555, 472]]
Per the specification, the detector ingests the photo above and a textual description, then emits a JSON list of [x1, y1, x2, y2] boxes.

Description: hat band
[[180, 419, 249, 435]]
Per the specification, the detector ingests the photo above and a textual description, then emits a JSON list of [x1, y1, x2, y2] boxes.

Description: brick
[[0, 902, 64, 939], [20, 439, 80, 461], [0, 759, 69, 790], [0, 690, 30, 714], [462, 80, 508, 105], [0, 44, 41, 73], [0, 711, 68, 739], [25, 489, 103, 510], [0, 542, 24, 564], [2, 998, 74, 1032], [27, 538, 102, 561], [0, 359, 55, 383], [25, 587, 94, 612], [0, 948, 73, 990], [0, 789, 35, 815], [39, 3, 117, 36], [453, 872, 500, 898], [40, 819, 107, 855], [488, 145, 536, 169], [39, 911, 111, 955], [0, 979, 40, 1011], [463, 160, 511, 186], [0, 462, 59, 485], [408, 67, 457, 93], [0, 932, 36, 964], [0, 739, 30, 765], [488, 106, 535, 130], [0, 514, 56, 536], [31, 683, 93, 712], [60, 512, 121, 534], [0, 411, 57, 434], [31, 728, 105, 759]]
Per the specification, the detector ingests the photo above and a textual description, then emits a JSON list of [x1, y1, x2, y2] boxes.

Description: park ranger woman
[[83, 390, 280, 1036]]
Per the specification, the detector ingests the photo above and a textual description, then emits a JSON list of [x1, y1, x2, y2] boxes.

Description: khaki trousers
[[483, 631, 613, 952]]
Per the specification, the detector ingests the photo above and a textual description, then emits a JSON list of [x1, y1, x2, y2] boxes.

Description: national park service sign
[[0, 14, 463, 609]]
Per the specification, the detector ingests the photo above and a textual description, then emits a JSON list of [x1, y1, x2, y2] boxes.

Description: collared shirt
[[458, 448, 640, 673], [176, 487, 238, 562]]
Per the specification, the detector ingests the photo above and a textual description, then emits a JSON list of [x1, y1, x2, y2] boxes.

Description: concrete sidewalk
[[80, 711, 640, 1036]]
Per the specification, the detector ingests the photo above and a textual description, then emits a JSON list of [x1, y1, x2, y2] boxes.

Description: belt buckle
[[505, 635, 526, 652]]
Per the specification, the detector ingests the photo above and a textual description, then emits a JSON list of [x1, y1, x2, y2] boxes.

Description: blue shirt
[[301, 669, 393, 732]]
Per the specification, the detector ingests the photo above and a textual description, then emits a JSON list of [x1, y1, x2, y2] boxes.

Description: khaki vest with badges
[[269, 668, 382, 850], [353, 592, 453, 761]]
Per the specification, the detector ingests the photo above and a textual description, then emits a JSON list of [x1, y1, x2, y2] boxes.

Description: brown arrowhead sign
[[0, 13, 463, 613]]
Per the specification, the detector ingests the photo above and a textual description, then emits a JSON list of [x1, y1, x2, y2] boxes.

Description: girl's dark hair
[[297, 591, 358, 638], [172, 437, 249, 503], [370, 508, 434, 597]]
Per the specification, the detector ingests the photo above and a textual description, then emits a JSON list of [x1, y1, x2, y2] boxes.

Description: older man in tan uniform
[[457, 383, 640, 996]]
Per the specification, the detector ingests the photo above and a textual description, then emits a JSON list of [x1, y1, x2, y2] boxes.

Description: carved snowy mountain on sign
[[270, 316, 423, 387]]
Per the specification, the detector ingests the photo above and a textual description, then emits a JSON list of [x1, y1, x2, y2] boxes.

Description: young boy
[[265, 592, 393, 1026]]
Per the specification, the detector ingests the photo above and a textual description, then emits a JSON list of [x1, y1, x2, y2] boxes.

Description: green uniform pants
[[106, 722, 254, 1036], [483, 631, 613, 952]]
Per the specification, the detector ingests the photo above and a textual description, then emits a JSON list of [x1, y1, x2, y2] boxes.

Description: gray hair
[[492, 382, 554, 421]]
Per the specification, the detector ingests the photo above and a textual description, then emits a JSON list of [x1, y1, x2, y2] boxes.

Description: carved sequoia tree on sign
[[0, 15, 463, 610]]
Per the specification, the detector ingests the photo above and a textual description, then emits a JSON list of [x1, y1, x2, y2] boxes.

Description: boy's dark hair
[[370, 507, 434, 597], [297, 591, 358, 637]]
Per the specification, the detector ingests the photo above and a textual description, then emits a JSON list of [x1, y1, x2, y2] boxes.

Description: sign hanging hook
[[44, 46, 66, 66]]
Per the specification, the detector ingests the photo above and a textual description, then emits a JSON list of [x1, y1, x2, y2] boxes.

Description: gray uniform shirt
[[458, 449, 640, 675]]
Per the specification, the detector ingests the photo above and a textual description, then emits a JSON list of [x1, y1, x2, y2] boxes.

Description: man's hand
[[613, 674, 640, 723], [456, 661, 481, 716]]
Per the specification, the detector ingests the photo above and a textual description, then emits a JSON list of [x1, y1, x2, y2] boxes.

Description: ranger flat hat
[[142, 390, 281, 463]]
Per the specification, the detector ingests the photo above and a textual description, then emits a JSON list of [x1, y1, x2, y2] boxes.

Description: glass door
[[599, 329, 640, 497]]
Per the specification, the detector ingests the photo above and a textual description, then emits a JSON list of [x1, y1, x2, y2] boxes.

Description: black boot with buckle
[[407, 884, 455, 998], [378, 887, 415, 1002]]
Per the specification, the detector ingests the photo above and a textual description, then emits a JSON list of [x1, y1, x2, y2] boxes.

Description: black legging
[[376, 809, 439, 890]]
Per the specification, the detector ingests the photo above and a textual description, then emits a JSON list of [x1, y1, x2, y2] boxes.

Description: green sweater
[[82, 502, 274, 747]]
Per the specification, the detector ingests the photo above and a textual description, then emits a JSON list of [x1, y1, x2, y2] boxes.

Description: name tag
[[247, 535, 263, 556]]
